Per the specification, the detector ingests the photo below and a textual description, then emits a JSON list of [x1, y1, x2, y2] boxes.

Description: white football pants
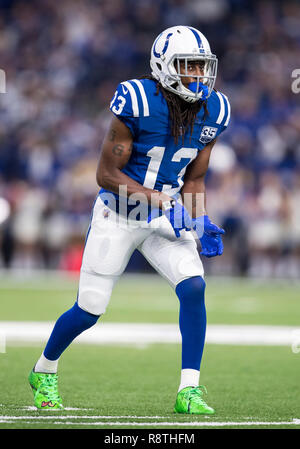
[[78, 196, 204, 315]]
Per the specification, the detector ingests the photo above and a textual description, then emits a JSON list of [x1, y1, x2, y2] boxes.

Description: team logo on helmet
[[153, 32, 173, 58]]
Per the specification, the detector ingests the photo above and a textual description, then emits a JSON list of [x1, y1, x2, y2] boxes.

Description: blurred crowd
[[0, 0, 300, 278]]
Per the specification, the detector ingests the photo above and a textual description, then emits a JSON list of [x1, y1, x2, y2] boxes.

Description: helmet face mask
[[167, 54, 218, 101], [150, 26, 218, 103]]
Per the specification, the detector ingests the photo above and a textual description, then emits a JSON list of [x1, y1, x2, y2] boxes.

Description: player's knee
[[73, 302, 100, 328], [175, 276, 206, 307], [78, 288, 111, 316]]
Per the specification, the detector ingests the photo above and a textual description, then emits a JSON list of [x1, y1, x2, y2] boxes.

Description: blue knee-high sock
[[175, 276, 206, 370], [43, 302, 100, 361]]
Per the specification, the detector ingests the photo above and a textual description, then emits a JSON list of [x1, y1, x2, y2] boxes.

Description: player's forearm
[[97, 167, 172, 209], [98, 167, 153, 198], [181, 178, 207, 218]]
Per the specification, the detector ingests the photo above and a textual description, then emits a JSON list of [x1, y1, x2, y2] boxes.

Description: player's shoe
[[28, 370, 63, 410], [174, 385, 215, 415]]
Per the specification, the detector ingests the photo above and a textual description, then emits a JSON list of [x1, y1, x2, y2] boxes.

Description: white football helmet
[[150, 25, 218, 103]]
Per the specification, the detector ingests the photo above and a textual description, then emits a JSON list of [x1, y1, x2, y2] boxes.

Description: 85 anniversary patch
[[199, 126, 218, 144]]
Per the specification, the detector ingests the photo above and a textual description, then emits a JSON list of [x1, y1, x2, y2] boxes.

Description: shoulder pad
[[110, 79, 152, 118], [208, 90, 231, 128]]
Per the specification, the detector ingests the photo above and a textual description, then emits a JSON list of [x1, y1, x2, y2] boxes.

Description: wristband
[[161, 199, 176, 212]]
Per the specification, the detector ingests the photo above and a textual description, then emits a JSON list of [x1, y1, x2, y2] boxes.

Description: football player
[[29, 25, 230, 414]]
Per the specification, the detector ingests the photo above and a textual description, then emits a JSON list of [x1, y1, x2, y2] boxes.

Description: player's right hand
[[148, 199, 193, 238]]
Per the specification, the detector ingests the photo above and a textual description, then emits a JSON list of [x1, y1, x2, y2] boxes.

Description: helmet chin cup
[[187, 82, 209, 100], [173, 78, 211, 103], [176, 86, 199, 103]]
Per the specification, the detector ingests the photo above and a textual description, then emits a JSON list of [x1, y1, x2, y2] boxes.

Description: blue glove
[[192, 215, 225, 258], [148, 199, 193, 238]]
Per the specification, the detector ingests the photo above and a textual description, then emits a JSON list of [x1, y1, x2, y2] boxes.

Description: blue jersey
[[100, 78, 230, 217]]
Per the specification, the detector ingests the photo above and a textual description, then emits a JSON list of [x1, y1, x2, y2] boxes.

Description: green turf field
[[1, 273, 300, 325], [0, 274, 300, 429]]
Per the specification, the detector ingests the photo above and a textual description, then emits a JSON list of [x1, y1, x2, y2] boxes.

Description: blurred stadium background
[[0, 0, 300, 279], [1, 0, 300, 430]]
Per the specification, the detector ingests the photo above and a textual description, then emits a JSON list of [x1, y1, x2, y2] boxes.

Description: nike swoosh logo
[[121, 84, 128, 95], [41, 401, 55, 407]]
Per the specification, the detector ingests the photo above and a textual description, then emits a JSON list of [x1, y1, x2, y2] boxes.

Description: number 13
[[143, 146, 198, 196]]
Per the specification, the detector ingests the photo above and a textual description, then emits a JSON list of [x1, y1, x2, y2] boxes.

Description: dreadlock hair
[[141, 75, 209, 145]]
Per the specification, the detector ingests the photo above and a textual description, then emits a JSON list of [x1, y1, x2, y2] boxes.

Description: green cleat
[[28, 370, 63, 410], [174, 385, 215, 415]]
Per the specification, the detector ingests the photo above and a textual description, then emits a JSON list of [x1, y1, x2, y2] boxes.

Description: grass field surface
[[1, 273, 300, 325], [0, 273, 300, 429]]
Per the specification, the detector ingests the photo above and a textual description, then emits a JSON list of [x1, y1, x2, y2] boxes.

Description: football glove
[[192, 215, 225, 258]]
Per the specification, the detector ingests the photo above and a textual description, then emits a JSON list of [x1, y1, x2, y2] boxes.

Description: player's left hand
[[192, 215, 225, 257]]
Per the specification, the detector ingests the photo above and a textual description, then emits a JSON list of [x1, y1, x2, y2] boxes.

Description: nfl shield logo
[[199, 126, 218, 144], [103, 208, 110, 218]]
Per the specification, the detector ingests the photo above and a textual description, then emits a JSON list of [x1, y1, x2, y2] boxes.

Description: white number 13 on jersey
[[143, 146, 198, 196]]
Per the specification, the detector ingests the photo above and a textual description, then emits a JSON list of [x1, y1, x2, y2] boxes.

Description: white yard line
[[0, 417, 299, 427], [0, 413, 299, 427], [0, 330, 5, 353], [52, 420, 300, 427], [53, 420, 300, 427], [0, 321, 299, 346], [18, 406, 93, 411], [0, 415, 169, 420]]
